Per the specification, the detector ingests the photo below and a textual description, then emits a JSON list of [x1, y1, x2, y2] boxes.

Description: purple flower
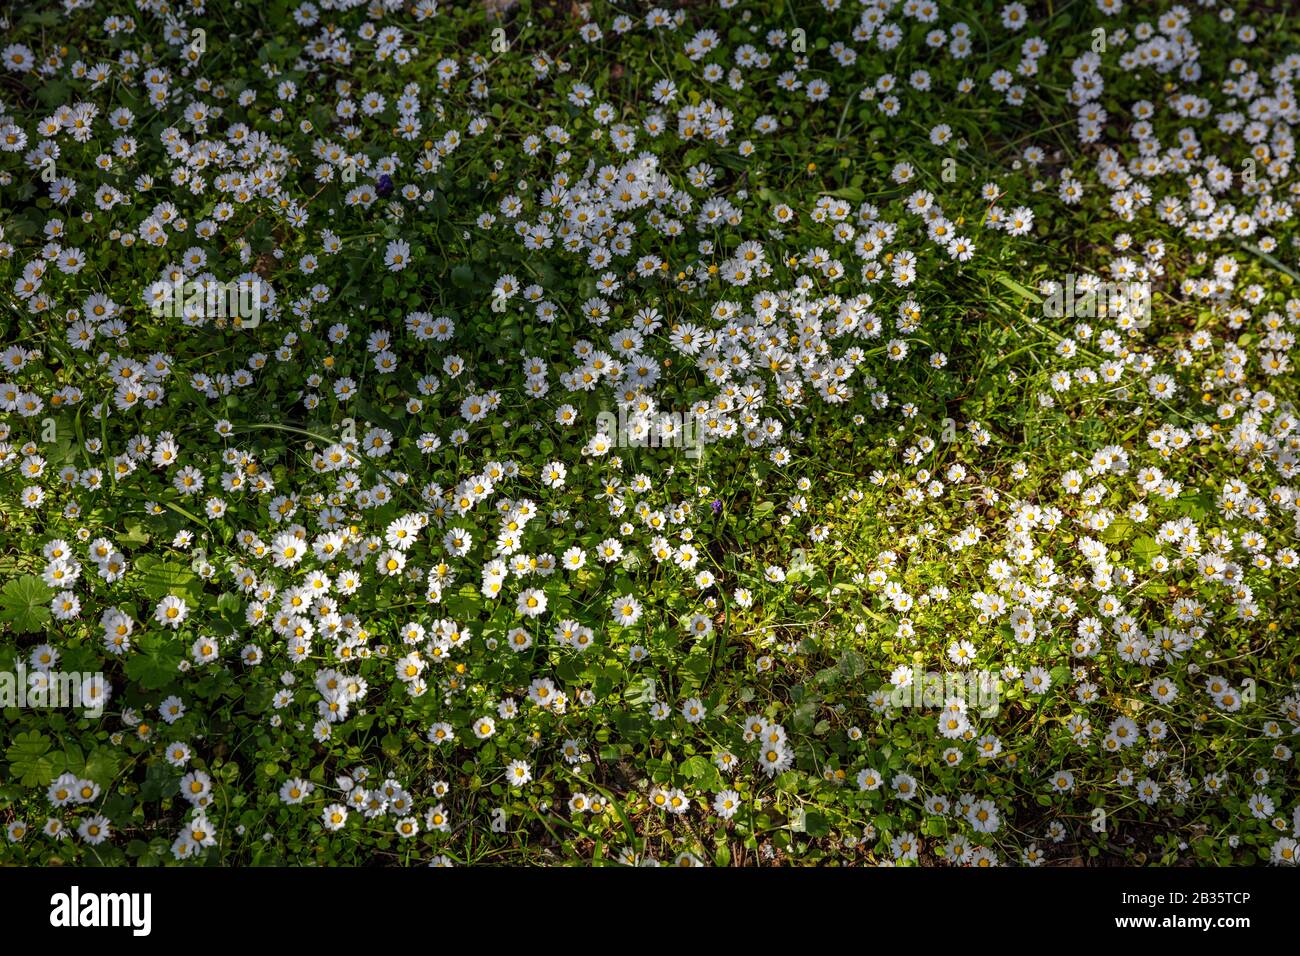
[[711, 499, 723, 515], [377, 174, 394, 198]]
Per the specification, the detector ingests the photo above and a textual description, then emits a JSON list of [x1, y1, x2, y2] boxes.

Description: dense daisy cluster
[[1, 0, 1298, 866]]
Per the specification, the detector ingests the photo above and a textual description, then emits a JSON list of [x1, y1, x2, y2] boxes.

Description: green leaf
[[1180, 492, 1215, 521], [243, 683, 275, 714], [82, 748, 122, 788], [825, 186, 864, 202], [922, 817, 948, 837], [1100, 518, 1131, 544], [141, 761, 181, 802], [121, 518, 151, 548], [803, 811, 830, 837], [355, 397, 401, 432], [59, 741, 85, 777], [680, 754, 711, 781], [1131, 536, 1161, 564], [6, 730, 55, 787], [793, 700, 819, 733], [133, 555, 202, 602], [125, 635, 183, 690], [995, 273, 1042, 304], [0, 574, 53, 634], [215, 591, 243, 634], [22, 6, 62, 25]]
